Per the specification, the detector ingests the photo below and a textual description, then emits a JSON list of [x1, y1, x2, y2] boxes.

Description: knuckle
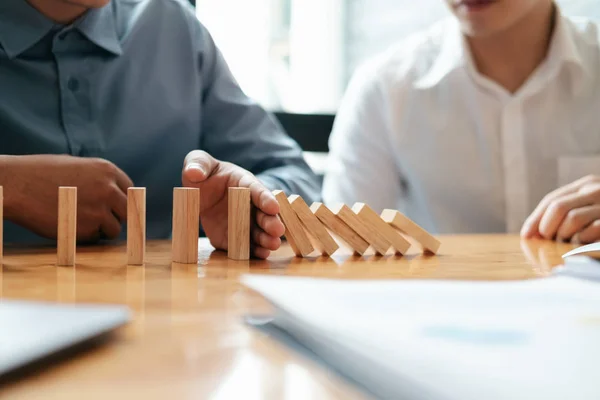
[[106, 184, 121, 202], [566, 209, 584, 229], [98, 185, 113, 202], [252, 229, 262, 243], [248, 181, 263, 194], [548, 201, 569, 217], [91, 159, 117, 179], [585, 174, 599, 183], [100, 159, 117, 175], [581, 220, 600, 243], [92, 209, 106, 222], [590, 185, 600, 197], [255, 211, 265, 227], [540, 193, 555, 207]]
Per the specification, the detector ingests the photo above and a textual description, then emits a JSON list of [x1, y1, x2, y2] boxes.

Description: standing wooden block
[[228, 187, 251, 260], [172, 188, 200, 264], [381, 209, 441, 254], [332, 204, 391, 255], [311, 202, 369, 256], [352, 203, 411, 255], [57, 187, 77, 266], [127, 187, 146, 265], [272, 190, 314, 257], [289, 195, 339, 256]]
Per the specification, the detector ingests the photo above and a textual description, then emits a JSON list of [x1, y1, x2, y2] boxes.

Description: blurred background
[[196, 0, 599, 114], [195, 0, 599, 177]]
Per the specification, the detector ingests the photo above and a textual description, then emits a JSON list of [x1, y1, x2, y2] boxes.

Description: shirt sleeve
[[193, 20, 320, 202], [322, 62, 403, 213]]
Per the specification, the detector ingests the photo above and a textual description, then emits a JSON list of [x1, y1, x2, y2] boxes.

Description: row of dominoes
[[0, 186, 202, 266], [58, 186, 202, 266], [264, 190, 440, 259], [0, 185, 439, 266]]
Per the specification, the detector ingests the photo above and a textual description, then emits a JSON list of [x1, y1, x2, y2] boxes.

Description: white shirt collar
[[546, 14, 590, 95], [415, 12, 590, 95], [414, 18, 466, 89]]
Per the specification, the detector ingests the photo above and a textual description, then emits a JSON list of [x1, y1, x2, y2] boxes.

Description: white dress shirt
[[323, 13, 600, 234]]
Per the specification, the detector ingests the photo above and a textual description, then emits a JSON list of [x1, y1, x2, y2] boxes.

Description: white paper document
[[0, 301, 130, 375], [562, 242, 600, 259], [243, 275, 600, 400]]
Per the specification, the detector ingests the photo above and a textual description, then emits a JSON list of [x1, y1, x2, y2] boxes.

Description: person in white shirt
[[323, 0, 600, 243]]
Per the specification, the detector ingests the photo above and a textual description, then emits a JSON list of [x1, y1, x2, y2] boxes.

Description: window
[[196, 0, 344, 113], [197, 0, 600, 113]]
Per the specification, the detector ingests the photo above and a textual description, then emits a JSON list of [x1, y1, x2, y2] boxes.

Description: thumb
[[183, 150, 218, 184]]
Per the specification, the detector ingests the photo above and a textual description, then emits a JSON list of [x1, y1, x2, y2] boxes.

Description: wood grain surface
[[0, 235, 574, 400]]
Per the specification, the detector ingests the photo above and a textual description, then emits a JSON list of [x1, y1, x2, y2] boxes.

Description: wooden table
[[0, 235, 574, 399]]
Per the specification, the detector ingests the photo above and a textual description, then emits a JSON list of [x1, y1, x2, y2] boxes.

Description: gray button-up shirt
[[0, 0, 319, 243]]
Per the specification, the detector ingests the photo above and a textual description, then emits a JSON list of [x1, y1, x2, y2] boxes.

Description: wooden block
[[311, 202, 369, 255], [381, 209, 441, 254], [272, 190, 314, 257], [332, 203, 391, 255], [0, 186, 3, 265], [57, 187, 77, 266], [352, 203, 411, 255], [172, 188, 200, 264], [289, 195, 339, 256], [127, 187, 146, 265], [228, 187, 251, 260]]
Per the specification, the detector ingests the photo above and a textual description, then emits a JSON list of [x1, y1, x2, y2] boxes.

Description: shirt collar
[[414, 18, 467, 89], [0, 0, 56, 59], [544, 13, 589, 94], [415, 12, 589, 92], [75, 4, 123, 56], [0, 0, 122, 59]]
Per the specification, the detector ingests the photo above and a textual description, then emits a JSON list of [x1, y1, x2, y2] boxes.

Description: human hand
[[521, 175, 600, 243], [2, 155, 132, 241], [182, 150, 285, 259]]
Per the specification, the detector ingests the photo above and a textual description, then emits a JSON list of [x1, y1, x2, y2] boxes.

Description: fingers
[[183, 150, 219, 184], [253, 247, 271, 260], [110, 185, 128, 222], [522, 176, 600, 238], [579, 219, 600, 244], [537, 191, 598, 239], [252, 227, 281, 250], [256, 210, 285, 238], [182, 150, 280, 217], [113, 165, 134, 194], [250, 211, 283, 259], [522, 188, 581, 238], [101, 210, 122, 239], [238, 174, 279, 216], [556, 205, 600, 240]]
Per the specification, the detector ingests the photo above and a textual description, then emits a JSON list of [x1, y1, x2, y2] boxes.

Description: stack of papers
[[243, 275, 600, 400]]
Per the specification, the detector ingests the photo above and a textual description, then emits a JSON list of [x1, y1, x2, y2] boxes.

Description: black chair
[[272, 112, 335, 181], [273, 112, 334, 153]]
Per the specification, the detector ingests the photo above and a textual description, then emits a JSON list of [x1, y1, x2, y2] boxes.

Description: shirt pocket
[[558, 156, 600, 187]]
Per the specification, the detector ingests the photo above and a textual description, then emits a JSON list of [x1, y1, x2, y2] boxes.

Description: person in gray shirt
[[0, 0, 320, 259]]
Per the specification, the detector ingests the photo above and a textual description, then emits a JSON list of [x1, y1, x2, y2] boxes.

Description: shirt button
[[58, 32, 68, 40], [68, 78, 80, 92]]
